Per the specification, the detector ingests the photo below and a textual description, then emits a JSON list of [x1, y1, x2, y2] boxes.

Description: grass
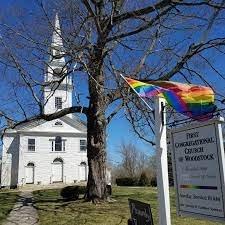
[[0, 191, 19, 224], [33, 186, 224, 225]]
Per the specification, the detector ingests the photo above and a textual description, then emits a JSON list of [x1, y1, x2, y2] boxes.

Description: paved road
[[3, 191, 39, 225]]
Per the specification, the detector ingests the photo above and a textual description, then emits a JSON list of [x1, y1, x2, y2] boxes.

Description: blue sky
[[1, 0, 225, 164], [107, 111, 155, 164]]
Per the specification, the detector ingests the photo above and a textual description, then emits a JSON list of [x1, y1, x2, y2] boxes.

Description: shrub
[[138, 172, 149, 186], [77, 186, 87, 195], [60, 186, 86, 200], [150, 176, 157, 187], [116, 177, 138, 186]]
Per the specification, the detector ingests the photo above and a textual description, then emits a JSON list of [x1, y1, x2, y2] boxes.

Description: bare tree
[[112, 142, 156, 184], [1, 0, 225, 202], [119, 142, 139, 177], [111, 142, 147, 180]]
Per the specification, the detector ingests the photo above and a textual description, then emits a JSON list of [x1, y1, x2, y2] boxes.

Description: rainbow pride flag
[[124, 77, 216, 120]]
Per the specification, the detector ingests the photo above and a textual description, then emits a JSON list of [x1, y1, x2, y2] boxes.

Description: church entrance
[[52, 158, 63, 183], [79, 162, 87, 181], [25, 162, 34, 184]]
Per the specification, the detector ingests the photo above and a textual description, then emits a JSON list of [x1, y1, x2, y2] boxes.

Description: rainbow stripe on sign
[[180, 185, 217, 190], [124, 77, 216, 121]]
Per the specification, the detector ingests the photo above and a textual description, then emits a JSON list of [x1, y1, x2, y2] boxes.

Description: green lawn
[[0, 191, 19, 224], [33, 186, 224, 225]]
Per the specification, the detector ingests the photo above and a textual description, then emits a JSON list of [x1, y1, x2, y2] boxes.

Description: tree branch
[[8, 105, 88, 130], [106, 101, 124, 124], [107, 6, 173, 42], [112, 0, 172, 24], [159, 38, 225, 80]]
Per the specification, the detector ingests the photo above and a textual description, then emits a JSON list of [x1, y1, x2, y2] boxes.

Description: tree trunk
[[86, 109, 107, 202], [86, 47, 107, 202]]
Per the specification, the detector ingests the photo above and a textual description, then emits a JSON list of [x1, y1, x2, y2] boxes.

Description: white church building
[[1, 14, 88, 188]]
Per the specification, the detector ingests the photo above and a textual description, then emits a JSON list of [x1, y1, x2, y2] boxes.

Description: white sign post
[[155, 96, 171, 225], [121, 74, 174, 224], [171, 118, 225, 222]]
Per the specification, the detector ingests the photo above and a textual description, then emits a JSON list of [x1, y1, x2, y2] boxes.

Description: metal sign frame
[[171, 117, 225, 222]]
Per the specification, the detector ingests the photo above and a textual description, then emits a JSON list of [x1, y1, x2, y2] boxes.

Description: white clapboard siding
[[1, 119, 87, 187]]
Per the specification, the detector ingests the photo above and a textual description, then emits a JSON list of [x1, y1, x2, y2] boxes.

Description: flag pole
[[155, 96, 171, 225], [120, 74, 154, 112]]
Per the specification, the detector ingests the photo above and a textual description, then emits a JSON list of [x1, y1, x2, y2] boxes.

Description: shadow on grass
[[33, 189, 128, 225], [33, 187, 159, 225]]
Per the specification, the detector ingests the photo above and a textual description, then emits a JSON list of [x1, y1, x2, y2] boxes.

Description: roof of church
[[3, 114, 87, 134]]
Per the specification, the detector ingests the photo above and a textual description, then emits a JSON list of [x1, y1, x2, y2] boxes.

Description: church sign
[[171, 118, 225, 221], [128, 199, 154, 225]]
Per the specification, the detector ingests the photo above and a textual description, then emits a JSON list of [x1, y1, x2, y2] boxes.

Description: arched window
[[55, 136, 62, 151], [27, 162, 34, 167], [54, 49, 61, 59], [50, 137, 66, 152], [52, 46, 62, 59], [53, 68, 62, 77], [53, 158, 63, 164]]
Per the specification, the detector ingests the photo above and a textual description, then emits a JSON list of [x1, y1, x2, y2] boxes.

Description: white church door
[[52, 158, 63, 183], [25, 163, 34, 184], [80, 162, 87, 181]]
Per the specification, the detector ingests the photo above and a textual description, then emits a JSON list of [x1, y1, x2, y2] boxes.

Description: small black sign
[[128, 199, 154, 225]]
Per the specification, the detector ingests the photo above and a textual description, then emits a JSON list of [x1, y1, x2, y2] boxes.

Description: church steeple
[[50, 13, 64, 63], [44, 13, 73, 117]]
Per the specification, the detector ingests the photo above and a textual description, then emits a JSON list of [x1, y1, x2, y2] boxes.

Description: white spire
[[55, 13, 60, 32], [51, 13, 64, 52], [44, 13, 73, 117]]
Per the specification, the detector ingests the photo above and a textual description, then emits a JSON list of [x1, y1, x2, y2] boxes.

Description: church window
[[80, 161, 86, 166], [55, 97, 62, 109], [54, 49, 61, 58], [55, 136, 62, 151], [53, 68, 62, 77], [51, 136, 66, 152], [53, 158, 63, 163], [55, 121, 62, 126], [52, 46, 62, 59], [27, 162, 34, 167], [28, 139, 35, 151], [80, 139, 87, 151]]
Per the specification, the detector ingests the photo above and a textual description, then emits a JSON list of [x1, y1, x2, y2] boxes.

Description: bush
[[138, 172, 149, 186], [77, 186, 87, 195], [116, 177, 138, 186], [150, 176, 157, 187], [60, 186, 86, 201]]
